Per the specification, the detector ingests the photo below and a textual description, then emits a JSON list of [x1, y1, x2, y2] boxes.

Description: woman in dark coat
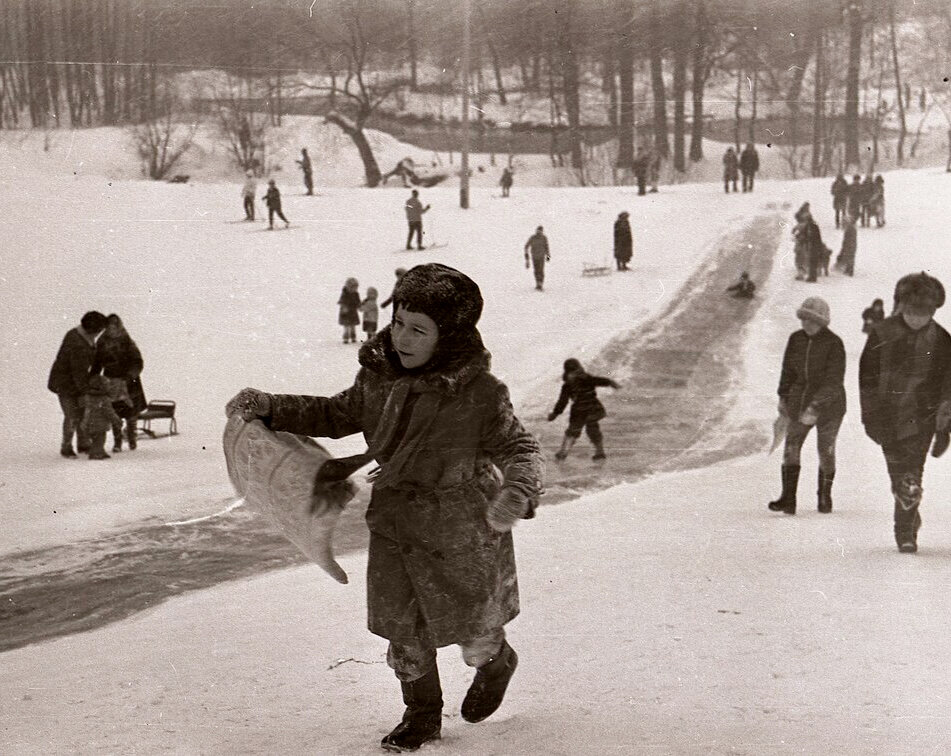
[[768, 297, 846, 515], [93, 313, 146, 451], [613, 212, 633, 271], [226, 263, 543, 752], [548, 358, 620, 461]]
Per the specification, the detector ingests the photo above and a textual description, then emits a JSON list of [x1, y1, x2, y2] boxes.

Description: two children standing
[[338, 278, 379, 344]]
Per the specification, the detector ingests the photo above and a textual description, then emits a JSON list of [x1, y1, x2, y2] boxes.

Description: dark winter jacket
[[859, 315, 951, 443], [550, 371, 617, 426], [613, 218, 633, 263], [405, 196, 427, 222], [47, 327, 98, 397], [263, 186, 282, 208], [777, 327, 847, 420], [265, 327, 543, 646], [831, 176, 849, 206], [524, 232, 549, 259], [93, 332, 147, 414], [500, 169, 513, 188], [722, 149, 739, 179], [799, 219, 824, 262], [338, 288, 361, 327], [740, 146, 759, 173]]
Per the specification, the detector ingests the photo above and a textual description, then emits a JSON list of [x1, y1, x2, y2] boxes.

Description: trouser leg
[[882, 434, 932, 548], [459, 628, 506, 669]]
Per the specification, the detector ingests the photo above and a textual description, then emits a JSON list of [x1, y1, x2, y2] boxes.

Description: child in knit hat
[[768, 296, 846, 516], [226, 263, 543, 751], [81, 375, 123, 460], [860, 271, 951, 552]]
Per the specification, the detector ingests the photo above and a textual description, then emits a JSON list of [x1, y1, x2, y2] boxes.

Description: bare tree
[[213, 76, 268, 174], [131, 81, 198, 180]]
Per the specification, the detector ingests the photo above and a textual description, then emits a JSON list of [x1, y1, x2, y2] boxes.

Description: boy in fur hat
[[859, 272, 951, 553], [226, 263, 543, 751]]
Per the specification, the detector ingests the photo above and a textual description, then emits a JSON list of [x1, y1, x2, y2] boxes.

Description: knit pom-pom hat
[[796, 296, 831, 327]]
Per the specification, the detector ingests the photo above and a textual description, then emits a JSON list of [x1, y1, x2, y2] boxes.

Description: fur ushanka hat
[[893, 271, 945, 312]]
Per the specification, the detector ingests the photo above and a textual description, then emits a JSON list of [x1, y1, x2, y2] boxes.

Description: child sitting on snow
[[726, 271, 756, 299], [360, 287, 379, 341], [338, 277, 361, 344], [548, 358, 620, 461], [81, 375, 123, 460]]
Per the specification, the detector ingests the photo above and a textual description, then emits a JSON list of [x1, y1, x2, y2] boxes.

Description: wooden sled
[[582, 262, 612, 277], [137, 400, 179, 438]]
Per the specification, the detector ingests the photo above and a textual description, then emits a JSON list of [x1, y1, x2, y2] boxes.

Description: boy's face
[[800, 318, 823, 336], [901, 307, 935, 331], [392, 306, 439, 369]]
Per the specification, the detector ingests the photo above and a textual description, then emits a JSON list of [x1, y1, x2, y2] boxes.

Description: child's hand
[[486, 488, 528, 533], [226, 388, 272, 420], [547, 412, 557, 422], [610, 380, 621, 389]]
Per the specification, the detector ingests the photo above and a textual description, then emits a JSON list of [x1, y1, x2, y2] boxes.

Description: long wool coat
[[47, 327, 97, 397], [266, 327, 544, 647], [551, 371, 615, 426], [94, 333, 147, 414], [777, 328, 847, 420], [613, 218, 632, 263]]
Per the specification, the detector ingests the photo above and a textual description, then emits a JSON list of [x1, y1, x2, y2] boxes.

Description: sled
[[582, 262, 612, 277], [137, 400, 179, 438]]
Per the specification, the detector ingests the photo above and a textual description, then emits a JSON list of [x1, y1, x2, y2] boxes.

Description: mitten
[[547, 411, 558, 422], [486, 488, 528, 533], [936, 400, 951, 432], [225, 387, 272, 420], [932, 430, 950, 459], [799, 405, 818, 426], [525, 257, 530, 269]]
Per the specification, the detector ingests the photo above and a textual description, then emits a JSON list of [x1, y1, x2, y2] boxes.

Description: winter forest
[[4, 0, 951, 754]]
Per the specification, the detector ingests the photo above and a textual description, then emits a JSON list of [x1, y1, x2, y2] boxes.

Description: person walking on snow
[[524, 226, 550, 291], [859, 272, 951, 553], [92, 313, 146, 452], [830, 172, 849, 228], [768, 297, 846, 515], [338, 277, 361, 344], [225, 263, 544, 752], [360, 287, 379, 341], [740, 142, 759, 192], [296, 147, 314, 195], [262, 179, 289, 229], [405, 189, 430, 250], [722, 146, 739, 193], [548, 358, 620, 461], [613, 212, 633, 271], [241, 170, 257, 221], [499, 167, 513, 197]]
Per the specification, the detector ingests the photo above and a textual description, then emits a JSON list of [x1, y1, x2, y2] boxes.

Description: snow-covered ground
[[3, 127, 951, 753]]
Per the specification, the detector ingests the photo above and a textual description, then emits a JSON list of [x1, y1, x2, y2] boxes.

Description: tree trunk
[[888, 4, 906, 164], [786, 30, 814, 162], [649, 9, 669, 157], [844, 3, 863, 168], [734, 66, 741, 152], [748, 68, 758, 143], [689, 0, 707, 161], [811, 32, 823, 176], [406, 0, 418, 91], [558, 4, 583, 170], [476, 2, 507, 105], [616, 10, 634, 168], [325, 111, 382, 187], [672, 45, 686, 171]]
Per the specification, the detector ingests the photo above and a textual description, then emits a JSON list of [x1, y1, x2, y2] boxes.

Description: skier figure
[[861, 298, 885, 333], [338, 277, 361, 344], [722, 146, 739, 193], [768, 297, 846, 515], [859, 272, 951, 553], [613, 212, 632, 271], [296, 147, 314, 196], [499, 167, 513, 198], [241, 170, 257, 221], [360, 287, 379, 341], [262, 179, 290, 229], [380, 267, 407, 310], [524, 226, 550, 291], [740, 142, 759, 192], [830, 172, 849, 228], [226, 263, 543, 752], [726, 271, 755, 299], [405, 189, 430, 250], [548, 358, 620, 461]]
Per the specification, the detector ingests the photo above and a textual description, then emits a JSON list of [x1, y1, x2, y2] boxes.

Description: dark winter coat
[[859, 315, 951, 443], [47, 327, 98, 397], [740, 146, 759, 173], [613, 217, 633, 263], [93, 333, 147, 414], [524, 232, 549, 259], [847, 181, 863, 213], [831, 176, 849, 207], [338, 288, 361, 327], [800, 219, 824, 264], [263, 186, 282, 209], [722, 149, 739, 179], [550, 371, 616, 426], [266, 327, 543, 647], [777, 328, 847, 420]]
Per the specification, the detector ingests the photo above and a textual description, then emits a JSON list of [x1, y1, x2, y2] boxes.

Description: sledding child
[[262, 179, 289, 229], [548, 358, 621, 461], [861, 298, 885, 333], [81, 375, 123, 460], [225, 263, 544, 752], [860, 272, 951, 553], [338, 277, 361, 344], [726, 271, 755, 299], [360, 286, 379, 341]]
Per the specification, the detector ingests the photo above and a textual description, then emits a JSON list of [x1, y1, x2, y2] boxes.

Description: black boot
[[592, 441, 606, 461], [817, 469, 834, 513], [767, 464, 800, 514], [461, 641, 518, 724], [381, 668, 442, 752]]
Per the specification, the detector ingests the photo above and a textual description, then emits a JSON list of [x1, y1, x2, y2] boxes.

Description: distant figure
[[830, 172, 849, 228], [859, 174, 876, 228], [647, 145, 662, 193], [524, 226, 550, 291], [740, 142, 759, 192], [93, 313, 146, 452], [380, 267, 407, 309], [723, 147, 739, 193], [613, 212, 632, 272], [241, 170, 257, 221], [262, 179, 290, 229], [835, 213, 857, 277], [633, 148, 649, 196], [296, 148, 313, 195], [870, 174, 885, 227], [726, 271, 755, 299], [81, 375, 123, 460], [360, 287, 379, 341], [499, 166, 513, 197], [920, 87, 927, 111], [861, 298, 885, 333], [338, 277, 361, 344], [792, 203, 811, 280], [548, 358, 620, 461], [405, 189, 431, 250], [846, 174, 864, 221], [382, 157, 415, 187]]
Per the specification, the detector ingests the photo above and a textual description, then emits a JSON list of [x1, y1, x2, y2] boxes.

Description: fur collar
[[357, 325, 490, 395]]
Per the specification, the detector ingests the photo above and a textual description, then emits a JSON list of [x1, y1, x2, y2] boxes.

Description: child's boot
[[112, 430, 122, 453], [554, 434, 575, 461], [127, 422, 137, 450], [817, 469, 834, 513], [381, 667, 442, 752], [592, 440, 606, 461], [461, 641, 518, 723], [767, 464, 800, 514]]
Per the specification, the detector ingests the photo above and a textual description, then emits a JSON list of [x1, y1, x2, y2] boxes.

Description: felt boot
[[817, 469, 834, 513], [381, 668, 442, 752], [767, 464, 800, 514], [461, 641, 518, 724]]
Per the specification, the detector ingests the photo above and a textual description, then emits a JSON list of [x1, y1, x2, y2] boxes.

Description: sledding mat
[[222, 415, 357, 584]]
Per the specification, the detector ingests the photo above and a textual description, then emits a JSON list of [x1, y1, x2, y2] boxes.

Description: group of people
[[768, 272, 951, 556], [240, 173, 290, 229], [723, 143, 760, 193], [48, 312, 146, 460], [831, 172, 886, 230], [337, 268, 410, 344]]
